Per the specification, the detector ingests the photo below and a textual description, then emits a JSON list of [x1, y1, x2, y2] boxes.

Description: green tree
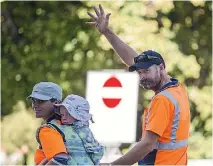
[[1, 101, 41, 164], [1, 1, 122, 116]]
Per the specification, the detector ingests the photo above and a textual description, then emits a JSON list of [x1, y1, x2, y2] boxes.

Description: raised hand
[[86, 4, 111, 34]]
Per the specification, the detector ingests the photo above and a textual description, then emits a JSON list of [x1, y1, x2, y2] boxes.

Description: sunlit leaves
[[1, 101, 41, 154]]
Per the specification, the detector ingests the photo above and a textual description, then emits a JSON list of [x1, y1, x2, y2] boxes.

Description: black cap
[[129, 50, 165, 72]]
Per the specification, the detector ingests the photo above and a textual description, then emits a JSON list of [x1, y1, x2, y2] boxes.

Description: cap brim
[[129, 62, 153, 72], [26, 93, 52, 100]]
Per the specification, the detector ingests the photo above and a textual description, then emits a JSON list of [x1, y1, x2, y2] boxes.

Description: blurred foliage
[[1, 101, 41, 153], [188, 131, 212, 159], [1, 0, 212, 163], [1, 101, 41, 164]]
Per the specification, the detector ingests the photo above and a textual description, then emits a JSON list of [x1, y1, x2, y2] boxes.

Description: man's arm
[[111, 131, 159, 165], [86, 4, 138, 67], [103, 28, 138, 67]]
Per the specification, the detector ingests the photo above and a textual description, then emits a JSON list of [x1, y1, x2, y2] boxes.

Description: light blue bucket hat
[[27, 82, 62, 101], [56, 94, 92, 122]]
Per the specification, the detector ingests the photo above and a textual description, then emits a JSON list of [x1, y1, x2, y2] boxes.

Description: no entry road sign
[[102, 76, 122, 108], [86, 70, 139, 144]]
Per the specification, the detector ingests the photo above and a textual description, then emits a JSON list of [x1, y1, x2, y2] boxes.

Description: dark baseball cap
[[129, 50, 165, 72]]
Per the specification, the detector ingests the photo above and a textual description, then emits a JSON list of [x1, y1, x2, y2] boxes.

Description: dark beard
[[140, 79, 161, 90]]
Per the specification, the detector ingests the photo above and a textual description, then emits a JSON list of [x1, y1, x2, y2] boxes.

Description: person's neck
[[152, 74, 171, 92], [43, 113, 55, 122]]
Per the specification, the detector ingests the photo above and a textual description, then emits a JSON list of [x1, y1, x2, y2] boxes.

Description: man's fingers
[[99, 4, 105, 17], [106, 13, 111, 21], [85, 22, 96, 26], [93, 6, 100, 17], [87, 11, 98, 21]]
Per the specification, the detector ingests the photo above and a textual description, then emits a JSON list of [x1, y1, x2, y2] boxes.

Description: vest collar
[[155, 78, 179, 94]]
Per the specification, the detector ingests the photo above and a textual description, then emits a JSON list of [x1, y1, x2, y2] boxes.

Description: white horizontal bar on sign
[[101, 87, 124, 98]]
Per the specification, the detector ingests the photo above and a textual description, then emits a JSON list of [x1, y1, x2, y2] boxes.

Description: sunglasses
[[31, 98, 48, 104], [134, 53, 162, 63]]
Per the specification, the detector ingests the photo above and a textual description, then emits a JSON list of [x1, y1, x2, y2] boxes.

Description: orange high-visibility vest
[[139, 80, 190, 165]]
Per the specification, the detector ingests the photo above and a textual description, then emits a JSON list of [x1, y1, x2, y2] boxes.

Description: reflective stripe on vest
[[155, 139, 188, 150], [145, 91, 188, 150]]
